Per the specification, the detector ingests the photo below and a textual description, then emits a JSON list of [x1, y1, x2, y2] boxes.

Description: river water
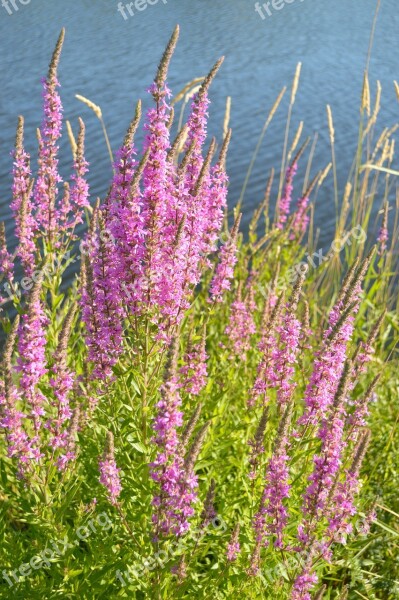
[[0, 0, 398, 257]]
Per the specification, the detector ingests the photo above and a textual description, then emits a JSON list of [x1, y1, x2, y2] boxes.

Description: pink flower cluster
[[298, 290, 358, 428], [291, 193, 310, 239], [180, 331, 208, 396], [0, 225, 14, 292], [10, 120, 37, 275], [225, 283, 256, 356], [17, 284, 48, 434], [99, 432, 122, 505], [0, 383, 38, 477], [82, 55, 229, 359], [254, 450, 291, 548], [150, 362, 198, 537], [377, 202, 389, 255], [226, 533, 241, 561], [249, 300, 282, 407], [277, 162, 298, 230], [10, 31, 90, 275], [251, 272, 305, 408], [60, 119, 90, 231], [34, 77, 63, 238], [209, 215, 241, 303], [291, 569, 318, 600], [81, 210, 124, 380]]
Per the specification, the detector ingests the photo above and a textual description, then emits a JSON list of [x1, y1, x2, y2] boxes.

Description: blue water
[[0, 0, 398, 254]]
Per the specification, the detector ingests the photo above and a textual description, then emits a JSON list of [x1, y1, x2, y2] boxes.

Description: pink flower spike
[[11, 117, 37, 276], [99, 431, 122, 505], [277, 162, 298, 230], [209, 213, 241, 303], [377, 201, 389, 255]]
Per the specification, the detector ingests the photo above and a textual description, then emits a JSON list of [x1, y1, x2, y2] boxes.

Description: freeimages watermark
[[0, 224, 232, 307], [115, 514, 227, 587], [2, 512, 112, 588], [1, 0, 31, 15], [0, 227, 114, 305], [257, 225, 367, 300], [254, 0, 305, 20], [117, 0, 167, 20]]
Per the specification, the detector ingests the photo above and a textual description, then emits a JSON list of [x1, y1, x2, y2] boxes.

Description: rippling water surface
[[1, 0, 399, 254]]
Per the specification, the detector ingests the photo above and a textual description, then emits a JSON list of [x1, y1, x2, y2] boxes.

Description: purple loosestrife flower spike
[[301, 361, 352, 533], [80, 232, 112, 380], [48, 305, 76, 462], [155, 25, 179, 90], [260, 262, 280, 325], [81, 209, 124, 380], [291, 193, 310, 237], [167, 124, 188, 164], [1, 316, 19, 402], [377, 201, 389, 255], [352, 311, 385, 376], [291, 173, 319, 239], [225, 281, 256, 357], [180, 129, 231, 296], [348, 373, 380, 434], [180, 327, 208, 395], [290, 569, 318, 600], [327, 431, 371, 542], [59, 183, 70, 228], [142, 72, 176, 321], [64, 118, 90, 230], [253, 404, 292, 548], [0, 316, 36, 476], [159, 132, 220, 333], [105, 103, 142, 215], [57, 403, 80, 471], [185, 91, 209, 183], [298, 259, 368, 428], [350, 430, 371, 476], [0, 223, 14, 293], [176, 422, 209, 528], [348, 250, 375, 308], [202, 129, 231, 257], [99, 431, 122, 505], [273, 265, 307, 407], [138, 29, 195, 329], [11, 117, 36, 276], [150, 337, 188, 537], [34, 29, 64, 241], [300, 301, 312, 351], [200, 478, 216, 527], [105, 102, 145, 312], [226, 523, 241, 562], [250, 293, 285, 408], [209, 213, 241, 302], [17, 268, 48, 438], [247, 539, 261, 577], [184, 57, 224, 187], [172, 139, 219, 324], [357, 499, 378, 536], [277, 161, 298, 230], [277, 141, 308, 231], [330, 258, 359, 327], [248, 407, 268, 480], [172, 555, 187, 583]]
